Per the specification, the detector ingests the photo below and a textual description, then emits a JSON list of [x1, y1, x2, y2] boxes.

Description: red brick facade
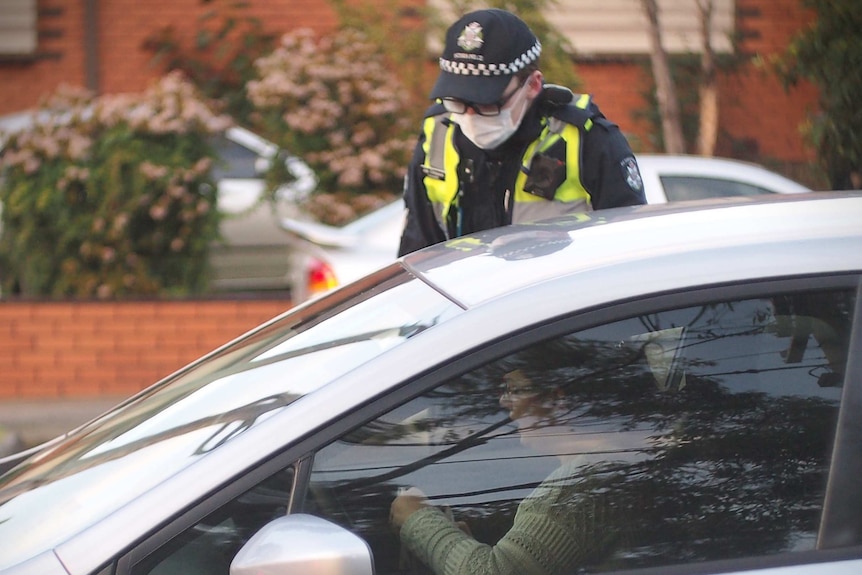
[[0, 299, 292, 399], [574, 0, 819, 163], [2, 0, 818, 164], [0, 0, 338, 112]]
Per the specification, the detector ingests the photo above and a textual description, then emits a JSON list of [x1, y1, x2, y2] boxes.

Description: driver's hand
[[390, 486, 429, 528]]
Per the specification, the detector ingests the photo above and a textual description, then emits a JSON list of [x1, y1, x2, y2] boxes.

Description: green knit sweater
[[399, 464, 615, 575]]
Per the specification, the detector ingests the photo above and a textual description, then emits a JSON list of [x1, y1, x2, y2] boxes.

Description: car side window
[[129, 466, 295, 575], [661, 175, 772, 201], [208, 134, 261, 180], [306, 288, 853, 575]]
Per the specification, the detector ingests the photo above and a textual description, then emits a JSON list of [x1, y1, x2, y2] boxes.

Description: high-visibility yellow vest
[[421, 94, 595, 237]]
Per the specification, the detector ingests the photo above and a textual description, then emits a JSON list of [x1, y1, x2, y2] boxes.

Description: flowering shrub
[[0, 72, 231, 298], [246, 28, 415, 224]]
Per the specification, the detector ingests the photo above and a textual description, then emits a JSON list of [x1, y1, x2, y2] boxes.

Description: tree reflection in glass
[[309, 290, 852, 575]]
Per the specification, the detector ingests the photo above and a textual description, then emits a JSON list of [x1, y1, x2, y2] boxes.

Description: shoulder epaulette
[[424, 101, 447, 119], [546, 93, 596, 132]]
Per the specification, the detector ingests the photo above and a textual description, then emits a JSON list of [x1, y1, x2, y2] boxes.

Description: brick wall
[[0, 298, 292, 399], [0, 0, 339, 112], [576, 0, 819, 163], [720, 0, 819, 162], [96, 0, 340, 96], [577, 62, 654, 151], [1, 0, 819, 166]]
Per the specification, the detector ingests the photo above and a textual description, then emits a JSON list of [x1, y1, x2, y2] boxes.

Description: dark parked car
[[0, 192, 860, 575]]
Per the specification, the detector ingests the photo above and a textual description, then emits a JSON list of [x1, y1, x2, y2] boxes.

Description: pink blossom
[[97, 284, 113, 299], [112, 214, 129, 231], [140, 162, 169, 180], [149, 204, 168, 221], [23, 156, 40, 174]]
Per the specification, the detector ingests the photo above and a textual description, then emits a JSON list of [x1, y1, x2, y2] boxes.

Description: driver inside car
[[390, 368, 620, 575]]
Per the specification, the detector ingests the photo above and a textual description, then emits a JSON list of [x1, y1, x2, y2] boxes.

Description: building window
[[550, 0, 735, 56], [0, 0, 37, 58], [429, 0, 735, 57]]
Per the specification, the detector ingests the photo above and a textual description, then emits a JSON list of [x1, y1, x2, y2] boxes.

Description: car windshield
[[0, 266, 460, 569]]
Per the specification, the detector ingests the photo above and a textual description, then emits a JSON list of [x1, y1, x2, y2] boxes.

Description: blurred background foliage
[[765, 0, 862, 190], [244, 27, 415, 223], [142, 0, 278, 128], [0, 74, 228, 298]]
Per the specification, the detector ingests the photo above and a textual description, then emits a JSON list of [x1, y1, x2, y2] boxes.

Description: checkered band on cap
[[439, 40, 542, 76]]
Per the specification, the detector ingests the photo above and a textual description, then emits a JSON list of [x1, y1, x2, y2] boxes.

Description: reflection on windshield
[[310, 291, 853, 575], [0, 270, 460, 570]]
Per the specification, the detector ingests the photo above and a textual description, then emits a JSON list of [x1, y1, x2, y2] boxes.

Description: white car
[[282, 199, 407, 302], [1, 192, 860, 575], [206, 125, 316, 292], [635, 153, 812, 203], [283, 154, 813, 302]]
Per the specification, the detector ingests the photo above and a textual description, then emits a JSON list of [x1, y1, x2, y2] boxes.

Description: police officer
[[398, 8, 646, 257]]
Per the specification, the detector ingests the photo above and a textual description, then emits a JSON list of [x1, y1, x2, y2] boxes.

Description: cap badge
[[457, 22, 484, 51]]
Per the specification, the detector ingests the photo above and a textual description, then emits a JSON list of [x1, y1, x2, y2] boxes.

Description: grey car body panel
[[14, 193, 862, 574]]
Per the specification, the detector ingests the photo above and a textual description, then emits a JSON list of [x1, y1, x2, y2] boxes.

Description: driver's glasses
[[442, 76, 527, 116]]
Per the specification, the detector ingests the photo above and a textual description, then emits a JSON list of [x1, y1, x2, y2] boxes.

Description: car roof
[[401, 192, 862, 309]]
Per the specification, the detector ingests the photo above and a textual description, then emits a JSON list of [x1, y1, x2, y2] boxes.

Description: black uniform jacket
[[397, 88, 646, 257]]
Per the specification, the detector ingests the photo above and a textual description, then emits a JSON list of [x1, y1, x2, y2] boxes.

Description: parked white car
[[207, 125, 316, 291], [635, 153, 812, 203], [283, 154, 813, 302]]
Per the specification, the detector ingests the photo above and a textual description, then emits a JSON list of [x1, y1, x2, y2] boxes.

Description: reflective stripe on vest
[[421, 115, 459, 227], [421, 96, 594, 236]]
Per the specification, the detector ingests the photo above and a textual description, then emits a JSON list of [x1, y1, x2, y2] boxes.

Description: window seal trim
[[818, 280, 862, 548]]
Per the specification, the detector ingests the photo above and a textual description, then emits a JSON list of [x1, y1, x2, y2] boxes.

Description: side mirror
[[230, 514, 374, 575]]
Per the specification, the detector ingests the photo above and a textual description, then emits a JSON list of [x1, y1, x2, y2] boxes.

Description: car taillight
[[307, 259, 338, 296]]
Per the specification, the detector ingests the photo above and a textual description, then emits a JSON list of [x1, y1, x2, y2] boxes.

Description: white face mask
[[454, 80, 531, 150]]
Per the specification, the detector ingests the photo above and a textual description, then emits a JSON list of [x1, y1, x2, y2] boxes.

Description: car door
[[117, 276, 862, 575]]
